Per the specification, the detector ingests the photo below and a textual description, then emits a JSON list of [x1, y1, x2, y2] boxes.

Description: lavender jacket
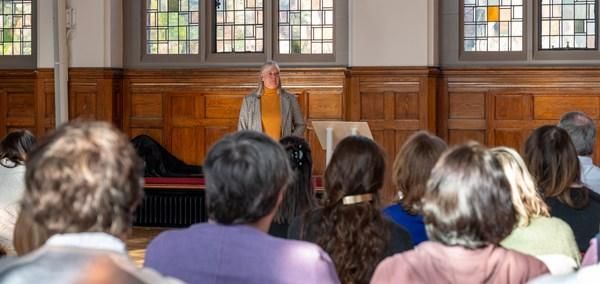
[[145, 223, 340, 284]]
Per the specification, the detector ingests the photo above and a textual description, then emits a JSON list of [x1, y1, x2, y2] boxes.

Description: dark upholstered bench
[[134, 177, 206, 227], [134, 176, 324, 228]]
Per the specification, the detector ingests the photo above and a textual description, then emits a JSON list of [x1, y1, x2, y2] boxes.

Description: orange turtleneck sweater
[[261, 87, 282, 140]]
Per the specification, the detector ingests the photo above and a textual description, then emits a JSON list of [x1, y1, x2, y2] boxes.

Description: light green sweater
[[501, 216, 581, 265]]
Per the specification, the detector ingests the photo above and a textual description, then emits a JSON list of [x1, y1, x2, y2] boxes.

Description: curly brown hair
[[314, 136, 390, 284]]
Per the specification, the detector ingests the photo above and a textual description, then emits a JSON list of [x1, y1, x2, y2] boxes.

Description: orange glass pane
[[487, 6, 499, 22]]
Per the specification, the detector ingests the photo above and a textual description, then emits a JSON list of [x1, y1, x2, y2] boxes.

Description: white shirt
[[579, 156, 600, 195]]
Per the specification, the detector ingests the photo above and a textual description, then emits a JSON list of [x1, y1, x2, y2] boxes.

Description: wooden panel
[[131, 93, 162, 118], [70, 91, 97, 119], [493, 129, 525, 150], [495, 95, 526, 120], [448, 130, 486, 145], [360, 92, 385, 120], [449, 92, 485, 119], [204, 95, 242, 119], [170, 127, 199, 165], [6, 93, 35, 118], [533, 96, 599, 120], [204, 126, 235, 162], [394, 93, 419, 120], [130, 128, 163, 144], [307, 92, 342, 119]]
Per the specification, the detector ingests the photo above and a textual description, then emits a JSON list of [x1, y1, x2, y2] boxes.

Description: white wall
[[36, 0, 123, 68], [68, 0, 122, 67], [350, 0, 438, 66], [37, 0, 54, 68]]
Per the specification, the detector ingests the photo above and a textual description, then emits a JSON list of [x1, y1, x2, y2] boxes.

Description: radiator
[[134, 189, 206, 227]]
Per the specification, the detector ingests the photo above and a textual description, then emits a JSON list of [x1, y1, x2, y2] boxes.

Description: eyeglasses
[[264, 72, 280, 77]]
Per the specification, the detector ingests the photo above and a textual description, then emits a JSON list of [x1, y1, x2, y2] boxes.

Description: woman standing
[[238, 61, 305, 139]]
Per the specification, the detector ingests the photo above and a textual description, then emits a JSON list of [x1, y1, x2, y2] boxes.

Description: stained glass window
[[0, 0, 33, 55], [463, 0, 524, 52], [215, 0, 263, 53], [540, 0, 596, 49], [146, 0, 200, 55], [278, 0, 334, 54]]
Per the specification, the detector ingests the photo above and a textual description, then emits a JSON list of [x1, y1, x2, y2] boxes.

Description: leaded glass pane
[[214, 0, 264, 53], [463, 0, 523, 52], [0, 0, 32, 55], [540, 0, 596, 49], [279, 0, 333, 54], [146, 0, 199, 54]]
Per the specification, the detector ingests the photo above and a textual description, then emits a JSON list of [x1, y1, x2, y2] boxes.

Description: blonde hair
[[491, 147, 549, 226]]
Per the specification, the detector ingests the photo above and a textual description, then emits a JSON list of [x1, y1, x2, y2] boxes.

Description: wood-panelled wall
[[6, 66, 600, 201], [0, 68, 122, 138], [440, 67, 600, 163], [122, 68, 347, 176]]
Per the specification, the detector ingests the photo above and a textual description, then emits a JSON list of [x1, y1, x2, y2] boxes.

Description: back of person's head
[[524, 125, 586, 208], [558, 111, 596, 156], [204, 131, 292, 225], [423, 143, 516, 249], [273, 136, 314, 224], [316, 135, 388, 283], [491, 147, 550, 227], [393, 131, 447, 214], [21, 120, 144, 248], [0, 129, 36, 167]]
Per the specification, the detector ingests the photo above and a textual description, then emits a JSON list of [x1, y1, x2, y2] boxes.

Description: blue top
[[383, 204, 428, 246]]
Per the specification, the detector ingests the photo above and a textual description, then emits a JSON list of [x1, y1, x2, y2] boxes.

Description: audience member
[[558, 111, 600, 194], [289, 136, 412, 284], [493, 147, 580, 268], [238, 60, 305, 140], [269, 136, 315, 238], [0, 121, 179, 283], [383, 131, 446, 246], [145, 131, 339, 284], [371, 143, 549, 283], [0, 130, 36, 255], [524, 125, 600, 252], [581, 232, 599, 266]]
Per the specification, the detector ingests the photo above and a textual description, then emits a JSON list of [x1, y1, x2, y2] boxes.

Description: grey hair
[[204, 130, 293, 224], [558, 111, 596, 156], [255, 60, 282, 96]]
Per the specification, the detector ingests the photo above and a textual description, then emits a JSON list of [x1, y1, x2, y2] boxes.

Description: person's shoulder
[[493, 245, 549, 268], [147, 223, 209, 249]]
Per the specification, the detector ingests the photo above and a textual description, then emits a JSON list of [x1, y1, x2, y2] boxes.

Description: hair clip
[[342, 193, 374, 205]]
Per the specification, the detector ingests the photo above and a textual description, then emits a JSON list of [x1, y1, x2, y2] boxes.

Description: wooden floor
[[126, 227, 167, 266]]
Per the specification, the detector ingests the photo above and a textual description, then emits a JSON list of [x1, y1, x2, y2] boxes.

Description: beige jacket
[[371, 241, 549, 284], [238, 89, 305, 137]]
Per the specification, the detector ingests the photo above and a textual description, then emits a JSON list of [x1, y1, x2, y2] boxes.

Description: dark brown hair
[[423, 143, 516, 249], [21, 121, 144, 249], [393, 131, 447, 214], [313, 136, 390, 284], [524, 125, 588, 208], [0, 129, 36, 168], [273, 136, 315, 224]]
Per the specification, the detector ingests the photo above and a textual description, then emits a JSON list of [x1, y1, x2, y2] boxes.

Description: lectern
[[311, 121, 373, 165]]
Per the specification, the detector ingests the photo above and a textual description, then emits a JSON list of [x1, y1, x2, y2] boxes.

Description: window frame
[[533, 0, 600, 60], [123, 0, 348, 68], [0, 0, 37, 69], [458, 0, 528, 61]]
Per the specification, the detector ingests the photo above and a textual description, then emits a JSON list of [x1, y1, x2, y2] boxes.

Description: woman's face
[[261, 66, 280, 89]]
